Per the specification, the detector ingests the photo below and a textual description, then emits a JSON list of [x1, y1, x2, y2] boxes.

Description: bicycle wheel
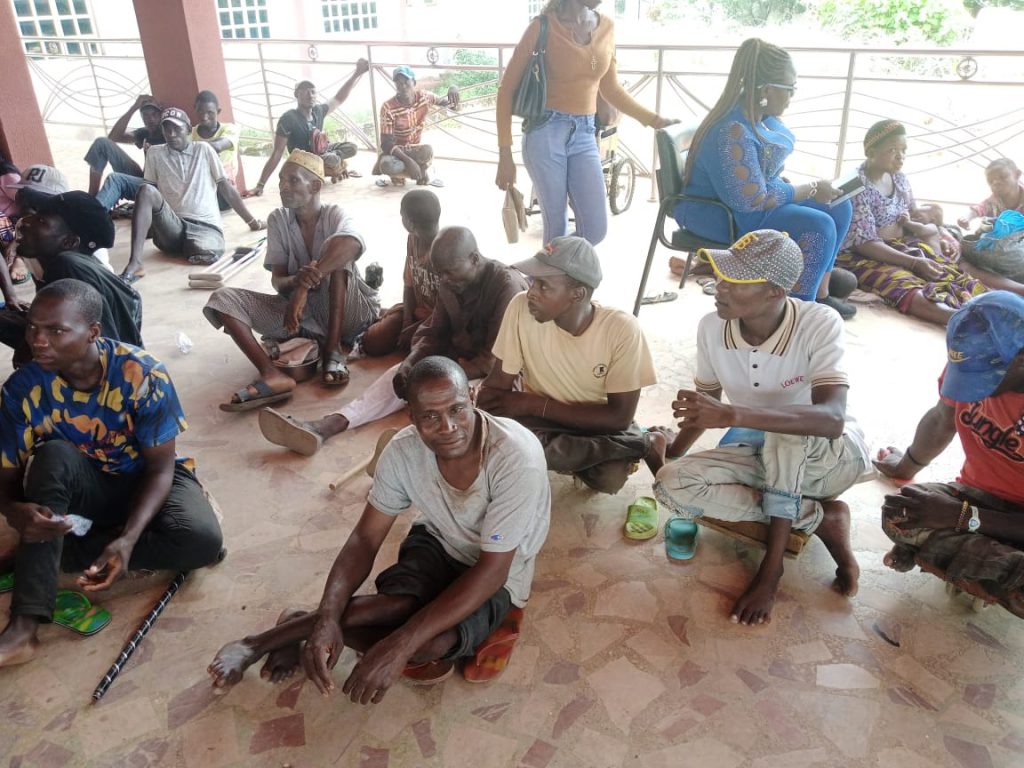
[[609, 157, 636, 215]]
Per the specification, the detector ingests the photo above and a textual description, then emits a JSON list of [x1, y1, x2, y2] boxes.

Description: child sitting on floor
[[958, 158, 1024, 231]]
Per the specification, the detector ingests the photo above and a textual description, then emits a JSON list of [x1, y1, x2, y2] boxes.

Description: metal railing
[[23, 34, 1024, 207]]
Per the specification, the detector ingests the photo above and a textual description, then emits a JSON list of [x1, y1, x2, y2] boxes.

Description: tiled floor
[[1, 142, 1022, 767]]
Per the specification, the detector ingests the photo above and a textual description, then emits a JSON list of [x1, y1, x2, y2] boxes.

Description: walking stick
[[328, 428, 397, 492], [91, 571, 188, 703]]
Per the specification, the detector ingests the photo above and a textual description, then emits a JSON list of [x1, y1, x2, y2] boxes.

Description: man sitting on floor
[[0, 192, 142, 366], [86, 94, 164, 211], [204, 150, 379, 410], [875, 291, 1024, 617], [478, 236, 666, 494], [653, 230, 871, 626], [258, 226, 524, 455], [209, 356, 550, 697], [249, 61, 370, 195], [0, 279, 224, 668], [359, 189, 442, 358], [192, 90, 240, 210], [120, 107, 264, 283], [374, 66, 459, 188]]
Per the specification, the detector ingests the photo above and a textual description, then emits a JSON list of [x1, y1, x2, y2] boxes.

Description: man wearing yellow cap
[[204, 150, 380, 409], [653, 230, 870, 627]]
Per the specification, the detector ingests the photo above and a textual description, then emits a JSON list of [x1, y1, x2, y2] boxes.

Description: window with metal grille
[[13, 0, 99, 56], [322, 1, 378, 34], [527, 0, 544, 19], [217, 0, 270, 39]]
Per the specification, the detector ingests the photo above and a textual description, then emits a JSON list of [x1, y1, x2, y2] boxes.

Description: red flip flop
[[462, 606, 524, 684]]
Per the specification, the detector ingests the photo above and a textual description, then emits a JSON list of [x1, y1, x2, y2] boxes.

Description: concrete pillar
[[132, 0, 245, 186], [0, 0, 54, 166]]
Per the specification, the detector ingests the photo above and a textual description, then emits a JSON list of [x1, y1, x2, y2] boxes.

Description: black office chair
[[632, 124, 737, 316]]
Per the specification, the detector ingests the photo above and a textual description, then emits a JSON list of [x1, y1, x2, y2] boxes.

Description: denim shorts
[[375, 525, 512, 659]]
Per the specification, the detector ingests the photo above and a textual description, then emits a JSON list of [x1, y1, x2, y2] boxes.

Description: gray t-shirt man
[[144, 141, 224, 228], [369, 410, 551, 607]]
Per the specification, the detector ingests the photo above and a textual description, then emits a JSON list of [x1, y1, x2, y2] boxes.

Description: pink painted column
[[0, 0, 54, 166], [132, 0, 245, 186]]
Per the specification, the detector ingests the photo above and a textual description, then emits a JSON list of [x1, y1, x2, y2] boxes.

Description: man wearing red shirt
[[875, 291, 1024, 617]]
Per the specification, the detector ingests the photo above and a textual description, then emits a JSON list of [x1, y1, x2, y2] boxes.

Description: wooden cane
[[328, 428, 398, 492]]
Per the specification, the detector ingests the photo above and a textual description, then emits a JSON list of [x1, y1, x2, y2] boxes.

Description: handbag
[[511, 15, 550, 132]]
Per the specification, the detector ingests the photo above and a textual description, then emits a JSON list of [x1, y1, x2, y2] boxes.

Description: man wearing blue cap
[[875, 291, 1024, 617], [374, 66, 460, 187]]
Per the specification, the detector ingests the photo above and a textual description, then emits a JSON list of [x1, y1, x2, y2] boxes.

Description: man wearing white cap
[[478, 236, 666, 494], [204, 149, 379, 409], [121, 107, 264, 283], [653, 229, 870, 627]]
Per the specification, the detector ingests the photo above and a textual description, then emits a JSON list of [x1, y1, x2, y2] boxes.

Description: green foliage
[[962, 0, 1024, 17], [649, 0, 807, 26], [816, 0, 968, 45], [435, 49, 499, 103]]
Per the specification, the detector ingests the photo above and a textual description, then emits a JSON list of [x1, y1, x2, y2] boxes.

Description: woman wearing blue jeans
[[495, 0, 676, 245]]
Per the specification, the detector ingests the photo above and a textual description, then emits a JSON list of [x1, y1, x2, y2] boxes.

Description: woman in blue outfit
[[676, 39, 856, 318]]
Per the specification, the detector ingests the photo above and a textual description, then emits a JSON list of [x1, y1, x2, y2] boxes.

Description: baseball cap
[[940, 291, 1024, 403], [35, 191, 116, 253], [698, 229, 803, 291], [139, 97, 163, 113], [283, 149, 325, 181], [393, 65, 416, 82], [513, 236, 603, 290], [161, 107, 191, 130], [11, 164, 70, 197]]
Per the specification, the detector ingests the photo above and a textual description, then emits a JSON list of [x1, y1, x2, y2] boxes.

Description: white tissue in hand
[[54, 514, 93, 536]]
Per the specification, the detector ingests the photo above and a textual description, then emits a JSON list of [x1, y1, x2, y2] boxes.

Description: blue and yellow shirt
[[0, 338, 191, 474]]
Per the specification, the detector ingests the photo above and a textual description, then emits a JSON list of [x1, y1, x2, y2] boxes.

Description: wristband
[[904, 447, 929, 467], [255, 182, 265, 190], [955, 499, 969, 533]]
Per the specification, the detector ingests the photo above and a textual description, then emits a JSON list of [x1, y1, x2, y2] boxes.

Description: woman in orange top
[[495, 0, 675, 245]]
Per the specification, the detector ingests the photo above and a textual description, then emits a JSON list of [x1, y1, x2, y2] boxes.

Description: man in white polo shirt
[[120, 107, 264, 283], [653, 230, 870, 627]]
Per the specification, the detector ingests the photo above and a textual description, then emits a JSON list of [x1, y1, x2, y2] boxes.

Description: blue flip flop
[[665, 517, 699, 561]]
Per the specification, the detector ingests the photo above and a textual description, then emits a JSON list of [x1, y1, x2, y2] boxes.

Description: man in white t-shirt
[[653, 230, 871, 627], [121, 107, 264, 283], [208, 357, 550, 698], [478, 236, 667, 494]]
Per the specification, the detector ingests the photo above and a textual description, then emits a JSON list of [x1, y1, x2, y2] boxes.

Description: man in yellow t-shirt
[[479, 237, 666, 494]]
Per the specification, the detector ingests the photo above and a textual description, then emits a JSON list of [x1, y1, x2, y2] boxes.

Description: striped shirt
[[380, 90, 442, 146]]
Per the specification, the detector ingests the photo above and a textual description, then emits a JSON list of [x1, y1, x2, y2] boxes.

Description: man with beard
[[204, 150, 379, 410]]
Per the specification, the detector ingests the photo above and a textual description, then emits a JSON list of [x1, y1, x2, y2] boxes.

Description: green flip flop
[[0, 572, 12, 593], [665, 517, 699, 561], [623, 496, 660, 541], [53, 589, 111, 636]]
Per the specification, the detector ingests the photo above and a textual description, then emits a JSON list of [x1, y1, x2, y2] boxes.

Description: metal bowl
[[274, 358, 318, 383]]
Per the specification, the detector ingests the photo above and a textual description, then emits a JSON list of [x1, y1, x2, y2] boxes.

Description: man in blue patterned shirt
[[0, 279, 223, 668]]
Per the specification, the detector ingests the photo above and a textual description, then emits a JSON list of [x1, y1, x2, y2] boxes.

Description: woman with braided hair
[[836, 119, 986, 327], [495, 0, 677, 245], [676, 39, 856, 318]]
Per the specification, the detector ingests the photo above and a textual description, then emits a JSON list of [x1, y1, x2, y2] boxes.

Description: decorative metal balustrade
[[22, 34, 1024, 207]]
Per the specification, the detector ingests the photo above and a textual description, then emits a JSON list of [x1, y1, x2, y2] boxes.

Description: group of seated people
[[0, 44, 1021, 712]]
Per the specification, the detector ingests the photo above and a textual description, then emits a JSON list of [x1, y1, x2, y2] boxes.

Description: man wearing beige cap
[[121, 107, 264, 283], [204, 149, 379, 410], [653, 229, 870, 627], [478, 236, 667, 494]]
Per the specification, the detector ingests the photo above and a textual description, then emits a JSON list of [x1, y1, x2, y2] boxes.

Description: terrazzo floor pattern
[[0, 146, 1022, 767]]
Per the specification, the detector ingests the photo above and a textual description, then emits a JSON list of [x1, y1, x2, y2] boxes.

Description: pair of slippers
[[402, 606, 524, 686], [622, 497, 699, 560], [0, 573, 111, 635]]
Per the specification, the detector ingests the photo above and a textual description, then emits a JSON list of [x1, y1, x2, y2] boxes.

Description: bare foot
[[0, 616, 41, 669], [883, 545, 916, 573], [644, 427, 671, 475], [731, 566, 782, 626], [815, 499, 860, 597], [208, 638, 263, 690], [260, 609, 307, 684]]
